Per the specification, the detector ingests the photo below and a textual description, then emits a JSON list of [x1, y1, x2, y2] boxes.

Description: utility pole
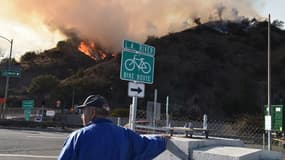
[[267, 14, 272, 151], [0, 35, 13, 119]]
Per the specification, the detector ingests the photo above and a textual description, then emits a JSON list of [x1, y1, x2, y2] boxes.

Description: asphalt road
[[0, 128, 70, 160]]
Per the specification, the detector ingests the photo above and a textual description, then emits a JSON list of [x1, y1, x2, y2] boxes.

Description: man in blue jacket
[[58, 95, 167, 160]]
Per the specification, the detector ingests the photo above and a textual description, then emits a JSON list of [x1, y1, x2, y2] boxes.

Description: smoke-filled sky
[[0, 0, 282, 60]]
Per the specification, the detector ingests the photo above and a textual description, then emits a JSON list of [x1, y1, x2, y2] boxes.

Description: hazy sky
[[0, 0, 283, 61], [257, 0, 285, 23]]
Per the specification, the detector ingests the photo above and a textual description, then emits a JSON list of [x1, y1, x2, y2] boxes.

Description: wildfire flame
[[78, 41, 109, 60]]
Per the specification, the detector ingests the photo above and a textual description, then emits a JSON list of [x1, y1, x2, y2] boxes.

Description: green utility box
[[264, 105, 283, 132]]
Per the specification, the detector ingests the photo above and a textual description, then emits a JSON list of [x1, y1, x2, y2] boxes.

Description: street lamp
[[267, 14, 272, 151], [0, 35, 13, 119]]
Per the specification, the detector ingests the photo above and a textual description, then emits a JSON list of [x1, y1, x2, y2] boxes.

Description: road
[[0, 128, 69, 160]]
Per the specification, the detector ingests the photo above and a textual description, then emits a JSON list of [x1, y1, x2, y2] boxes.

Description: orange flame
[[78, 41, 116, 60], [78, 41, 111, 61], [78, 41, 97, 60]]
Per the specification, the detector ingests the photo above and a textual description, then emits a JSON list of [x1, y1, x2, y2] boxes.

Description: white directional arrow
[[128, 82, 145, 98]]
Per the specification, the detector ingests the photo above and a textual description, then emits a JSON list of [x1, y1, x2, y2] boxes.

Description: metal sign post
[[128, 82, 145, 131], [128, 104, 132, 128], [0, 36, 13, 119], [120, 39, 156, 131], [153, 89, 158, 128], [130, 95, 138, 131]]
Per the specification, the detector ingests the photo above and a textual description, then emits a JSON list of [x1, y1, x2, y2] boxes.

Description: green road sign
[[1, 70, 21, 77], [123, 39, 155, 56], [120, 50, 154, 84], [1, 66, 21, 78], [264, 105, 283, 131], [22, 100, 34, 109]]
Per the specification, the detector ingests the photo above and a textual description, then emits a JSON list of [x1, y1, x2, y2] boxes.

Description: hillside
[[145, 20, 285, 118], [2, 19, 285, 120]]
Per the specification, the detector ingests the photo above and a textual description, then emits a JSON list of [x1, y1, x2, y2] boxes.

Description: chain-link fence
[[3, 107, 269, 146], [112, 109, 266, 145]]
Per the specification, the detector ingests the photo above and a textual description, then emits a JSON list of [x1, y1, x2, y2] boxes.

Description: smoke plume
[[10, 0, 261, 52]]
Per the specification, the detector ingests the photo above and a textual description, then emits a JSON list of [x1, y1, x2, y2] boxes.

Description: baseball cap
[[77, 95, 110, 111]]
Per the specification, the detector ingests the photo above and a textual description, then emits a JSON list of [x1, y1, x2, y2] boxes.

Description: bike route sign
[[120, 50, 154, 84]]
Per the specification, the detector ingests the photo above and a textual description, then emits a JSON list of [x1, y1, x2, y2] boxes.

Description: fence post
[[166, 96, 169, 127], [263, 133, 265, 150], [203, 114, 208, 129], [117, 117, 121, 126]]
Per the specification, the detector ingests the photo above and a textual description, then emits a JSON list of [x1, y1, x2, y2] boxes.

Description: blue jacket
[[58, 118, 166, 160]]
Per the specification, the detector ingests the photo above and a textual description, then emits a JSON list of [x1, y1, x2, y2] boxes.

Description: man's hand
[[159, 134, 171, 140]]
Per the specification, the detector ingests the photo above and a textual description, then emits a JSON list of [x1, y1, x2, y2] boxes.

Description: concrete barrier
[[155, 136, 282, 160], [193, 146, 261, 160]]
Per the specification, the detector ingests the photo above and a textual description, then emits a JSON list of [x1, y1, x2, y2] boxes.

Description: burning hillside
[[8, 18, 285, 120], [78, 41, 109, 61]]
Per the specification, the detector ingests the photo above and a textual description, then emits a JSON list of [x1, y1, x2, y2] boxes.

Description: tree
[[20, 51, 37, 62], [28, 75, 59, 95]]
